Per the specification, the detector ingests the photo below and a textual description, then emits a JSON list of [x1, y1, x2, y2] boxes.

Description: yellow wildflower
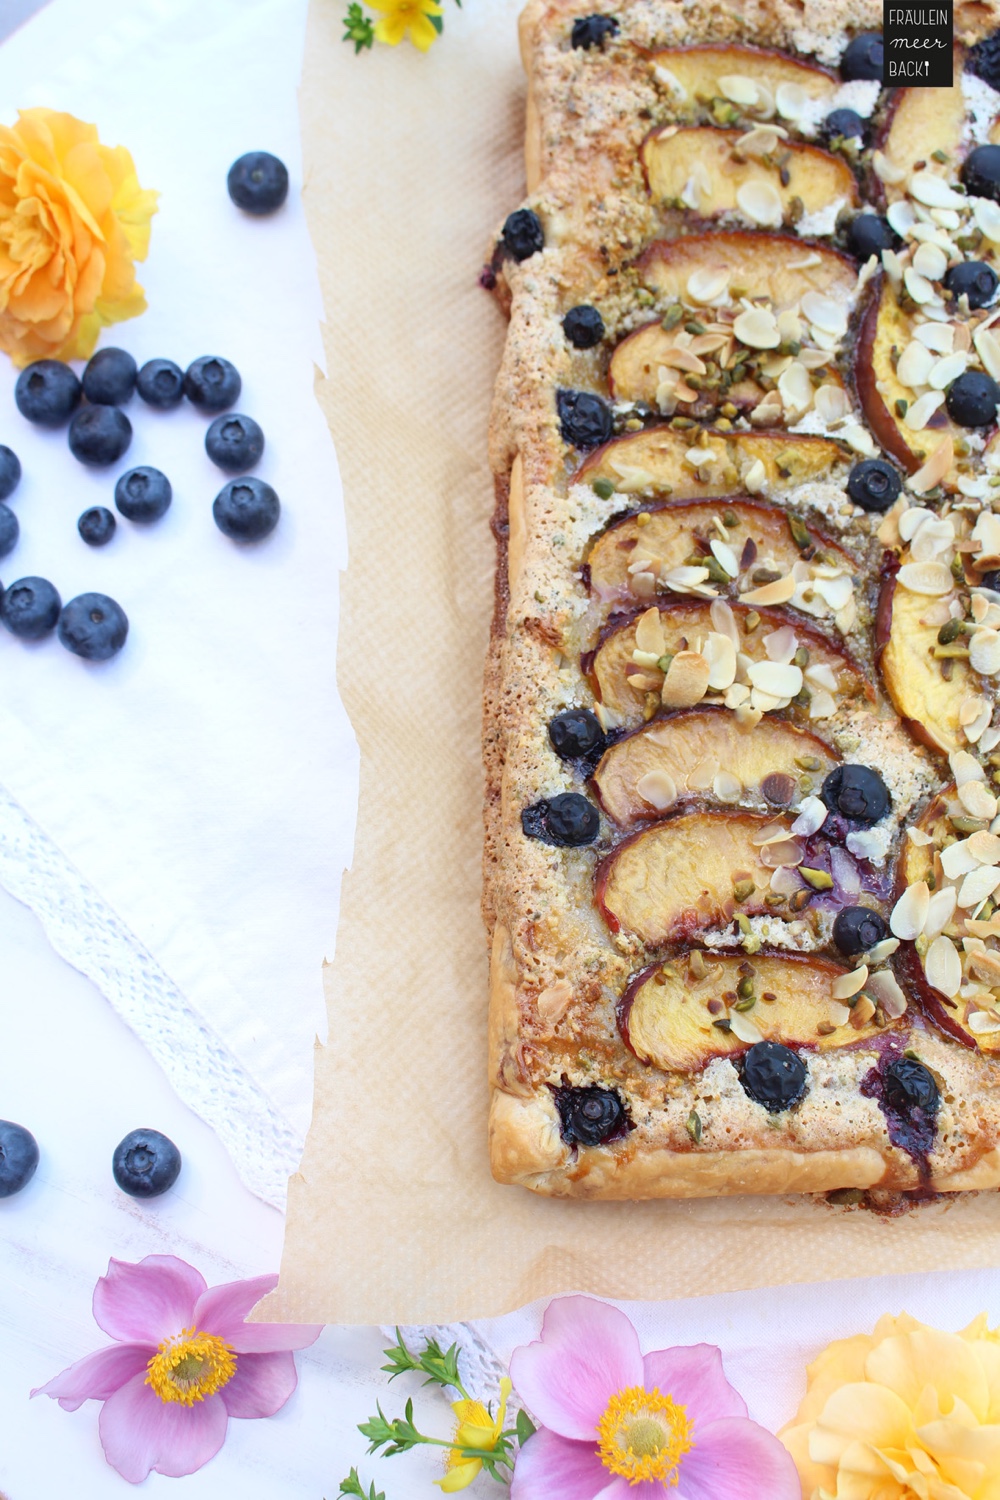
[[369, 0, 443, 52], [0, 108, 157, 365], [780, 1311, 1000, 1500], [436, 1377, 512, 1492]]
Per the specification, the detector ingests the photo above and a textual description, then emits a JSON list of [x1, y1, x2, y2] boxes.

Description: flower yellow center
[[596, 1386, 695, 1486], [145, 1328, 236, 1406]]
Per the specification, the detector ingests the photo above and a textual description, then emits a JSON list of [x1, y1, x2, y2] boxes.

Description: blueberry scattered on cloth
[[0, 502, 18, 560], [136, 357, 185, 409], [78, 506, 117, 547], [15, 360, 81, 427], [0, 575, 61, 639], [81, 347, 137, 406], [112, 1128, 181, 1197], [68, 405, 132, 467], [213, 476, 280, 540], [184, 355, 242, 412], [0, 1121, 39, 1197], [0, 445, 21, 500], [58, 592, 129, 661], [227, 150, 289, 214], [115, 465, 172, 523], [205, 413, 264, 473]]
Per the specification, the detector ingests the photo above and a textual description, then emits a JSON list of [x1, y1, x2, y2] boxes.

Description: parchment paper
[[260, 0, 1000, 1325]]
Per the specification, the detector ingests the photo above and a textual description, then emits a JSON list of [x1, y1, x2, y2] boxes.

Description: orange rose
[[0, 108, 158, 365]]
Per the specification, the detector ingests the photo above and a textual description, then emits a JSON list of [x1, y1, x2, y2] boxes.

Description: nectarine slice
[[649, 44, 837, 117], [641, 127, 858, 222], [576, 427, 847, 495], [877, 67, 966, 199], [636, 231, 857, 308], [876, 560, 969, 757]]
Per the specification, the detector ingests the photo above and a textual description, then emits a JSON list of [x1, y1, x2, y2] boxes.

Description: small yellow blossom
[[0, 109, 157, 365], [369, 0, 442, 51], [436, 1377, 511, 1492], [780, 1311, 1000, 1500]]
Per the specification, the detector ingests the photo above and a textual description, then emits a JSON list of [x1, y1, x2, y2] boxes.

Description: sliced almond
[[970, 628, 1000, 677], [735, 180, 783, 229], [903, 390, 946, 432], [951, 749, 987, 786], [739, 572, 796, 607], [873, 150, 907, 185], [661, 650, 711, 708], [924, 934, 963, 997], [891, 880, 931, 940], [908, 435, 955, 496], [941, 839, 981, 880], [867, 937, 901, 964], [743, 459, 767, 494], [809, 689, 837, 719], [709, 538, 740, 578], [915, 321, 954, 354], [710, 598, 740, 646], [896, 560, 954, 596], [729, 1008, 765, 1044], [908, 826, 934, 846], [924, 885, 958, 941], [897, 340, 936, 389], [909, 172, 967, 209], [758, 836, 805, 868], [958, 865, 1000, 909], [701, 631, 738, 690], [867, 968, 908, 1019], [636, 769, 678, 812], [713, 770, 743, 803], [969, 1009, 1000, 1034], [927, 352, 969, 391], [813, 384, 849, 424], [912, 241, 948, 281], [832, 965, 869, 1000], [762, 625, 798, 665], [686, 266, 731, 305], [778, 361, 814, 418], [969, 829, 1000, 865], [719, 72, 761, 105], [537, 980, 574, 1023], [975, 325, 1000, 383], [791, 796, 827, 837], [634, 606, 667, 656], [801, 292, 847, 338], [747, 659, 803, 699], [733, 306, 781, 349]]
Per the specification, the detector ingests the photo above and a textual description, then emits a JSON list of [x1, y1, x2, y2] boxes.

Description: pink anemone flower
[[509, 1295, 800, 1500], [32, 1255, 322, 1483]]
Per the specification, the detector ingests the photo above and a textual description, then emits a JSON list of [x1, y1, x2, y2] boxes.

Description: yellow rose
[[780, 1312, 1000, 1499], [0, 108, 158, 365]]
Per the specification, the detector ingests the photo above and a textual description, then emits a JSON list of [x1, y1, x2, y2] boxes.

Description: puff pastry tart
[[484, 0, 1000, 1201]]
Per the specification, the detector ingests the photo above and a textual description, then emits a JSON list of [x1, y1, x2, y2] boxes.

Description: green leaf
[[382, 1330, 468, 1398], [342, 2, 375, 52], [359, 1399, 425, 1458], [428, 12, 444, 31], [515, 1408, 537, 1444], [336, 1469, 385, 1500]]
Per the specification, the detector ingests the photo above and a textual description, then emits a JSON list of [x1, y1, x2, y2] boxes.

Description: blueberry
[[554, 1085, 627, 1145], [112, 1128, 181, 1198], [136, 358, 185, 409], [840, 32, 883, 81], [0, 503, 18, 560], [184, 356, 242, 412], [115, 466, 172, 523], [81, 347, 137, 406], [0, 1121, 39, 1197], [78, 506, 117, 547], [966, 29, 1000, 91], [205, 413, 264, 473], [213, 477, 280, 541], [962, 144, 1000, 203], [0, 446, 21, 501], [846, 458, 902, 513], [548, 707, 605, 759], [980, 568, 1000, 592], [740, 1041, 808, 1112], [833, 905, 889, 957], [822, 107, 865, 144], [946, 369, 1000, 428], [821, 764, 891, 824], [502, 209, 544, 263], [0, 577, 60, 640], [846, 213, 899, 262], [521, 792, 600, 846], [883, 1057, 939, 1115], [556, 388, 613, 449], [68, 406, 132, 467], [15, 360, 82, 427], [944, 259, 999, 310], [227, 151, 289, 214], [58, 593, 129, 661], [563, 304, 605, 349], [570, 13, 619, 48]]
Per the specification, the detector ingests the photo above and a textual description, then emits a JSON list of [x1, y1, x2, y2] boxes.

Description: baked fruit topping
[[821, 108, 864, 145], [522, 792, 600, 847], [884, 1056, 939, 1114], [619, 951, 883, 1074], [577, 428, 847, 498], [641, 127, 858, 225], [962, 145, 1000, 203], [648, 44, 837, 124], [944, 261, 999, 312], [502, 208, 544, 261], [554, 1084, 629, 1145], [833, 905, 889, 957], [845, 458, 901, 513], [557, 388, 613, 449], [966, 29, 1000, 89], [563, 304, 605, 348], [846, 214, 898, 263], [571, 14, 619, 49], [876, 77, 965, 197], [820, 764, 891, 825], [739, 1040, 809, 1111], [946, 371, 1000, 429], [840, 33, 883, 81], [549, 707, 606, 760], [637, 232, 857, 309]]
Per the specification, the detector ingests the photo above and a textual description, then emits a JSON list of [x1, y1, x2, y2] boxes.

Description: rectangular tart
[[484, 0, 1000, 1200]]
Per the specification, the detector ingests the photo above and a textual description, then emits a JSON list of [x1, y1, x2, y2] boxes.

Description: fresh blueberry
[[0, 576, 60, 640], [81, 347, 137, 405], [556, 388, 613, 449], [0, 503, 18, 560], [980, 568, 1000, 593], [184, 356, 242, 412], [822, 107, 865, 143], [58, 593, 129, 661], [227, 151, 289, 214], [884, 1057, 939, 1115], [0, 446, 21, 501], [115, 466, 172, 523], [205, 413, 265, 473], [962, 144, 1000, 203], [112, 1128, 181, 1198], [548, 707, 605, 759], [502, 209, 544, 263], [213, 477, 280, 541], [846, 213, 899, 262], [821, 764, 891, 824], [136, 358, 185, 409], [15, 360, 82, 427], [944, 259, 999, 310], [68, 406, 132, 467], [78, 506, 117, 547], [833, 905, 889, 957], [966, 29, 1000, 90], [840, 32, 883, 81], [846, 458, 902, 512], [562, 304, 605, 348], [946, 369, 1000, 428], [0, 1121, 39, 1197], [570, 13, 619, 48], [554, 1085, 628, 1145], [521, 792, 600, 846], [739, 1041, 808, 1112]]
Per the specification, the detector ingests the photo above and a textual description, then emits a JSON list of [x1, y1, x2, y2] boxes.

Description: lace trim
[[0, 785, 301, 1208]]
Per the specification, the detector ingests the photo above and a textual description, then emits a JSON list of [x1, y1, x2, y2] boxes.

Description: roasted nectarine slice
[[876, 66, 966, 199], [576, 427, 847, 495], [636, 231, 857, 308], [619, 950, 884, 1073], [876, 559, 970, 758], [649, 44, 837, 119]]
